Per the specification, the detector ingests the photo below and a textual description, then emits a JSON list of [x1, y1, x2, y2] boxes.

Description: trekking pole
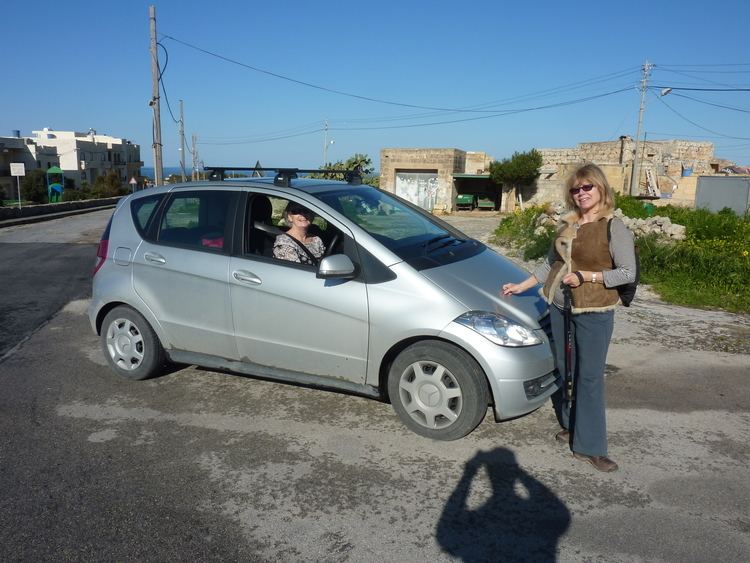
[[562, 284, 575, 405]]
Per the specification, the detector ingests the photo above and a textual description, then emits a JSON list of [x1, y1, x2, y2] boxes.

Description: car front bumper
[[440, 321, 558, 420]]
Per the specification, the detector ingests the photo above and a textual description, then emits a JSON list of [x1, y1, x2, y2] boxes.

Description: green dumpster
[[476, 197, 495, 210], [455, 194, 475, 210]]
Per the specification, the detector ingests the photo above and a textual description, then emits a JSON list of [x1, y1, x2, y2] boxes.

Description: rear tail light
[[93, 239, 109, 276], [93, 219, 112, 276]]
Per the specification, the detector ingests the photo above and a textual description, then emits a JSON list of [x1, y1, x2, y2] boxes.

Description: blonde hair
[[564, 163, 615, 217]]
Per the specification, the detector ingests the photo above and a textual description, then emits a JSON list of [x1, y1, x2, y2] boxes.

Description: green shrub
[[61, 189, 89, 202], [20, 169, 49, 203], [494, 200, 750, 312], [614, 193, 651, 218], [90, 171, 127, 198], [493, 206, 554, 260], [639, 232, 749, 311]]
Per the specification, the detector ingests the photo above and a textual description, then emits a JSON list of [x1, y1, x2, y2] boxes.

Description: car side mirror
[[317, 254, 356, 279]]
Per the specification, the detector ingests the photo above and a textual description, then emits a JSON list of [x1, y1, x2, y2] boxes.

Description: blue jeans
[[550, 305, 614, 457]]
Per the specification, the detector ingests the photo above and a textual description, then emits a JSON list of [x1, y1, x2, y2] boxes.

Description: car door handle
[[233, 270, 262, 285], [144, 252, 166, 265]]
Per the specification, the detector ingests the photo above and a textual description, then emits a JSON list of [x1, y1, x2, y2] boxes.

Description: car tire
[[101, 306, 165, 380], [387, 341, 489, 440]]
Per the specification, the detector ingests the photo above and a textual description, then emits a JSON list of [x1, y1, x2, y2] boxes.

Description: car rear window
[[130, 194, 164, 238]]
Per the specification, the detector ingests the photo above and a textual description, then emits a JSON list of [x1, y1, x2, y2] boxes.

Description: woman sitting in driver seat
[[273, 202, 326, 265]]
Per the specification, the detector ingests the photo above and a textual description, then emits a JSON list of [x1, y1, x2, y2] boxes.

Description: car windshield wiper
[[423, 234, 457, 253]]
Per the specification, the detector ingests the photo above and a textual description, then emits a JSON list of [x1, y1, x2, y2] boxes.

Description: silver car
[[89, 169, 557, 440]]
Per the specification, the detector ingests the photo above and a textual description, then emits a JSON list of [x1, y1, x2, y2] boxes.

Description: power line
[[199, 128, 324, 145], [157, 42, 180, 125], [197, 86, 630, 143], [200, 120, 323, 142], [161, 33, 637, 116], [649, 131, 749, 140], [328, 73, 638, 125], [657, 63, 750, 68], [652, 92, 750, 140], [155, 34, 641, 140], [162, 33, 512, 113], [667, 93, 750, 114], [331, 87, 632, 131], [652, 85, 750, 91], [654, 67, 746, 89]]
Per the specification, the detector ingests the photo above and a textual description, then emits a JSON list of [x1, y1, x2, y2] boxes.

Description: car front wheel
[[101, 306, 165, 380], [387, 341, 489, 440]]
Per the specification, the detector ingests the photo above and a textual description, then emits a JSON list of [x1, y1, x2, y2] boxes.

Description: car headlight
[[455, 311, 542, 347]]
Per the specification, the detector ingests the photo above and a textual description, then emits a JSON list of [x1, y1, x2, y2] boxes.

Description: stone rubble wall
[[534, 202, 687, 240]]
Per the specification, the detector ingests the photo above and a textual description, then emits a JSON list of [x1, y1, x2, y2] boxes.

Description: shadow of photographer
[[436, 447, 570, 562]]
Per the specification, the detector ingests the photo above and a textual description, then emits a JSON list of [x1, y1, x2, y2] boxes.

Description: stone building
[[380, 138, 728, 213], [380, 148, 495, 213], [534, 137, 722, 208]]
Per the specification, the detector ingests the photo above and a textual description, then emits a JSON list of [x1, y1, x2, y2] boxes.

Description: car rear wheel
[[387, 341, 489, 440], [101, 306, 165, 380]]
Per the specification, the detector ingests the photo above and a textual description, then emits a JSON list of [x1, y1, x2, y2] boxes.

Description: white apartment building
[[1, 128, 142, 197], [0, 134, 59, 198], [30, 128, 142, 188]]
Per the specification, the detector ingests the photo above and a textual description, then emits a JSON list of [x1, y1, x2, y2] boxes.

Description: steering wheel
[[324, 232, 342, 257]]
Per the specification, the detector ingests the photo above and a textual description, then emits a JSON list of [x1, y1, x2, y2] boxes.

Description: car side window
[[157, 190, 234, 252], [244, 194, 344, 267]]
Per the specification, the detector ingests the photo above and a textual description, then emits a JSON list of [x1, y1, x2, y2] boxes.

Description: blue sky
[[4, 0, 749, 170]]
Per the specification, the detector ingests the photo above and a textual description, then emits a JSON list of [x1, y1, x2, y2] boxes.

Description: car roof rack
[[203, 166, 363, 187]]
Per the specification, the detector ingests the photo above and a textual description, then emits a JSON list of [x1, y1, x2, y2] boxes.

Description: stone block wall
[[534, 139, 719, 208], [578, 141, 626, 164], [465, 151, 492, 174]]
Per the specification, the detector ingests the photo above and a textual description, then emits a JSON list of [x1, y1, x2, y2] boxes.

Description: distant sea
[[141, 166, 185, 179], [141, 166, 380, 180]]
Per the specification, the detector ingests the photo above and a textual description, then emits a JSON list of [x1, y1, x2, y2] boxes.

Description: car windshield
[[317, 186, 468, 260]]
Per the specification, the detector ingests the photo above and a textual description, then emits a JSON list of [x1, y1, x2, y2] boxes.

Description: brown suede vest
[[542, 214, 619, 313]]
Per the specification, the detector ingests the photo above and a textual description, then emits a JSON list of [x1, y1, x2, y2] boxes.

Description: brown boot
[[555, 429, 570, 444], [573, 452, 619, 472]]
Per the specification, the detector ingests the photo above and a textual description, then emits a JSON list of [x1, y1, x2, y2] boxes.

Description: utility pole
[[191, 133, 199, 181], [323, 120, 334, 166], [149, 5, 164, 186], [629, 60, 652, 196], [179, 99, 186, 182]]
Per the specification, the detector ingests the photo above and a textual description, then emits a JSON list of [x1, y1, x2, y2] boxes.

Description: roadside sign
[[10, 163, 25, 210], [129, 177, 137, 193]]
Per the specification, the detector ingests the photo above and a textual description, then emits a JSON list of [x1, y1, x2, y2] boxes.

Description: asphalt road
[[1, 211, 748, 561], [0, 210, 108, 359]]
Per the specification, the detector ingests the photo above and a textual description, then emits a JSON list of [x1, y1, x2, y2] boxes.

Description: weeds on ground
[[493, 197, 750, 313], [493, 206, 555, 261]]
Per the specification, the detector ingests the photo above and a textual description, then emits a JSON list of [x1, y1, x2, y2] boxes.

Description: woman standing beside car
[[502, 163, 636, 472]]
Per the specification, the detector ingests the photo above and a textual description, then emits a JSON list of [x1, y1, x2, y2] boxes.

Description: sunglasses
[[569, 184, 595, 195], [288, 206, 312, 216]]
